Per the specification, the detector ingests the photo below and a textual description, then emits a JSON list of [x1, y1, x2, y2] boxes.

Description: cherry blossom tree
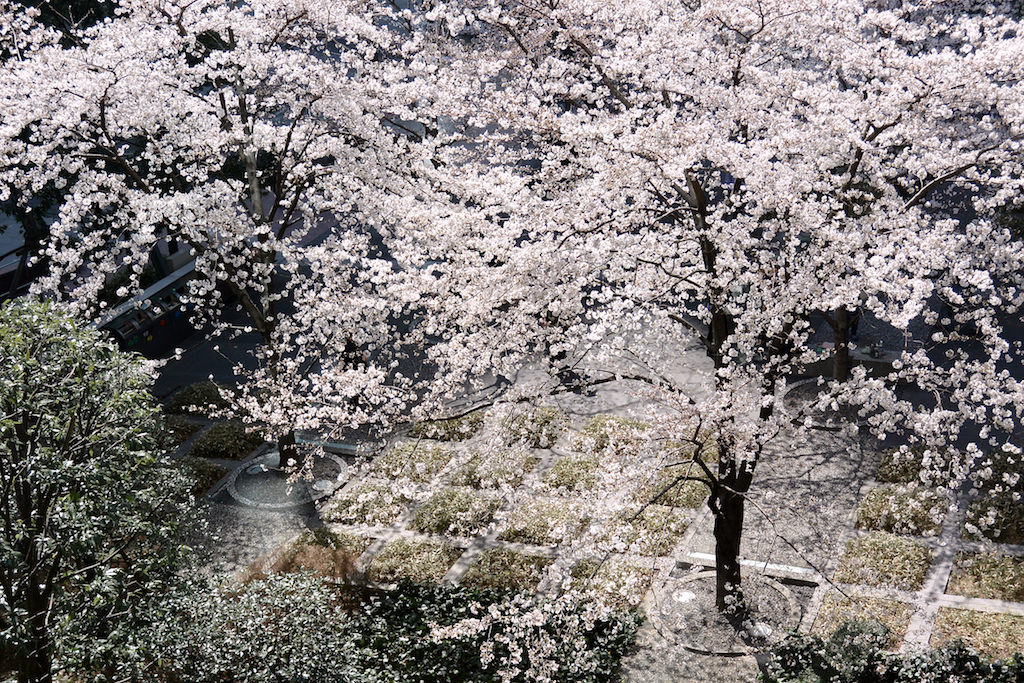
[[404, 0, 1024, 611], [0, 0, 479, 456]]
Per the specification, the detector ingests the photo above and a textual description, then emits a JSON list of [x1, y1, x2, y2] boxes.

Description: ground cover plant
[[833, 533, 932, 591], [187, 421, 265, 460], [965, 445, 1024, 544], [410, 489, 502, 538], [500, 405, 569, 449], [175, 456, 229, 498], [931, 608, 1024, 661], [570, 559, 656, 612], [635, 464, 711, 509], [408, 411, 485, 441], [965, 493, 1024, 545], [765, 622, 1024, 683], [876, 445, 957, 487], [107, 575, 641, 683], [159, 413, 203, 449], [544, 452, 601, 491], [459, 548, 554, 591], [855, 485, 949, 536], [592, 505, 691, 557], [166, 381, 231, 417], [810, 593, 914, 650], [321, 480, 416, 527], [371, 442, 455, 483], [946, 553, 1024, 602], [450, 448, 539, 490], [367, 538, 462, 585], [248, 529, 371, 583], [569, 415, 649, 455], [496, 499, 589, 546]]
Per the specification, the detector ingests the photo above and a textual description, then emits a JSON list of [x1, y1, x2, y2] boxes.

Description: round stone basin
[[227, 450, 348, 509]]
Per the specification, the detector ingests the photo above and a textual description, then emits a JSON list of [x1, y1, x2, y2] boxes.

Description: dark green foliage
[[175, 456, 229, 498], [110, 577, 640, 683], [762, 620, 1024, 683], [187, 420, 264, 460], [0, 300, 198, 683], [166, 380, 231, 416], [408, 410, 485, 441]]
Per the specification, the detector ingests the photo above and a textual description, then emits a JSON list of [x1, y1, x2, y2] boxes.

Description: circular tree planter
[[649, 571, 800, 655], [227, 450, 349, 509]]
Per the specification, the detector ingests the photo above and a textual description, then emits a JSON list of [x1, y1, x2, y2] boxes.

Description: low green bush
[[876, 444, 956, 487], [408, 411, 485, 441], [175, 456, 229, 497], [450, 448, 538, 490], [932, 608, 1024, 662], [496, 499, 589, 546], [459, 548, 554, 591], [833, 532, 932, 591], [570, 559, 655, 611], [964, 492, 1024, 545], [158, 414, 203, 450], [855, 484, 949, 536], [500, 405, 568, 448], [93, 575, 643, 683], [569, 415, 649, 455], [545, 452, 601, 491], [186, 420, 264, 460], [367, 538, 462, 585], [371, 442, 455, 482], [321, 480, 415, 526], [166, 380, 231, 417], [410, 489, 502, 537], [947, 553, 1024, 602], [810, 594, 913, 650], [635, 463, 711, 509], [766, 629, 1024, 683]]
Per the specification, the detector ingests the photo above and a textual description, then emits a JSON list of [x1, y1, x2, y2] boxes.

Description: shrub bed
[[459, 548, 554, 591], [544, 452, 601, 491], [569, 415, 649, 456], [159, 414, 203, 450], [450, 448, 538, 490], [635, 463, 710, 509], [408, 410, 485, 441], [964, 492, 1024, 545], [175, 456, 229, 497], [166, 380, 231, 417], [367, 538, 462, 585], [371, 442, 455, 482], [876, 444, 956, 487], [187, 420, 264, 460], [833, 532, 932, 591], [321, 480, 415, 526], [931, 608, 1024, 661], [410, 489, 502, 537], [499, 405, 568, 448], [855, 484, 949, 536], [947, 552, 1024, 602], [570, 559, 655, 611], [496, 499, 588, 546], [810, 593, 913, 650]]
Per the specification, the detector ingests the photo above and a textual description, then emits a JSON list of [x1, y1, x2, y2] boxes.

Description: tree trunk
[[277, 429, 300, 474], [713, 484, 745, 612], [713, 442, 755, 613], [19, 590, 53, 683], [833, 307, 852, 382]]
